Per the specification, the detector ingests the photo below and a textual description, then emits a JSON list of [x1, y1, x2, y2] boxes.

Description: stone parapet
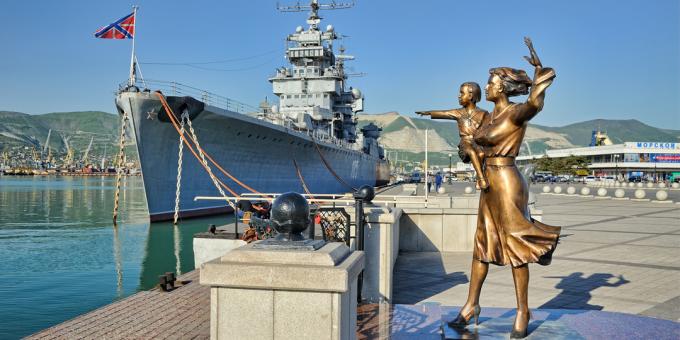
[[399, 205, 542, 252], [193, 233, 247, 268], [343, 204, 402, 303]]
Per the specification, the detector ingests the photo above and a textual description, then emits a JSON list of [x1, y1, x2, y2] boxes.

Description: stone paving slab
[[26, 270, 210, 340], [393, 194, 680, 322]]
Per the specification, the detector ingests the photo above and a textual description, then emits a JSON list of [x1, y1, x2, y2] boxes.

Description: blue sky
[[1, 0, 678, 129]]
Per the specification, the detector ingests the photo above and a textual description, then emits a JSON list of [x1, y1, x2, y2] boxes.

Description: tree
[[534, 155, 554, 173], [531, 154, 590, 175]]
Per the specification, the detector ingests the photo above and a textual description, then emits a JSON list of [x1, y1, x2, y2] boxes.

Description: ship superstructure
[[260, 0, 363, 145], [114, 1, 388, 221]]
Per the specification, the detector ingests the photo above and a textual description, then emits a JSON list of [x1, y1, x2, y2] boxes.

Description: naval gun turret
[[360, 123, 384, 159], [268, 0, 364, 143]]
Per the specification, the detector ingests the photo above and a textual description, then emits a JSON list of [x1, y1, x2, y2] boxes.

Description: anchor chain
[[173, 111, 188, 225], [112, 109, 130, 226]]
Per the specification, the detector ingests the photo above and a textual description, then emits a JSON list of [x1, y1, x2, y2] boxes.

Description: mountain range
[[0, 110, 123, 161], [2, 110, 678, 165], [356, 112, 680, 164]]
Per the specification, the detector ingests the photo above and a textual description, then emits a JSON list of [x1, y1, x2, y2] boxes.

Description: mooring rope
[[292, 158, 313, 198], [172, 112, 187, 224], [311, 137, 357, 192], [155, 93, 239, 210], [112, 107, 130, 226], [292, 158, 323, 218], [183, 109, 237, 210], [155, 92, 267, 197]]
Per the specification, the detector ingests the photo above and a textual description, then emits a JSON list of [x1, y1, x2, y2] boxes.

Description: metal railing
[[121, 80, 360, 149], [123, 79, 259, 114]]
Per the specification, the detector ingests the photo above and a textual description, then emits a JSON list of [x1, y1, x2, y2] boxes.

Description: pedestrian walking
[[435, 172, 443, 192]]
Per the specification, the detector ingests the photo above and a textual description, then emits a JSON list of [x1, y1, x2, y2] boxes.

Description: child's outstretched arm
[[415, 109, 460, 120]]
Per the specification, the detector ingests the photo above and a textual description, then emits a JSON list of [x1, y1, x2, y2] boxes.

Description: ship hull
[[116, 91, 386, 221]]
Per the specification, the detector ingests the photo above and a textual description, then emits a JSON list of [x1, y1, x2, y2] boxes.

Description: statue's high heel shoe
[[510, 310, 532, 338], [447, 304, 481, 328]]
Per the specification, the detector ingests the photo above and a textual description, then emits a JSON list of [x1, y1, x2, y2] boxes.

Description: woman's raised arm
[[512, 37, 556, 124]]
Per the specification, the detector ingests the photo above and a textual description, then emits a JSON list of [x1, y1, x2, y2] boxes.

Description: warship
[[115, 1, 389, 221]]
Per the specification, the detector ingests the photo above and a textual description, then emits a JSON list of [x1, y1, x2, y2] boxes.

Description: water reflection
[[0, 176, 233, 339], [113, 225, 123, 298]]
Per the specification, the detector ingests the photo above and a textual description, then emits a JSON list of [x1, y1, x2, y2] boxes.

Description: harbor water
[[0, 176, 234, 339]]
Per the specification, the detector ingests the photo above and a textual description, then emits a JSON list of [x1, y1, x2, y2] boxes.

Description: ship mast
[[272, 0, 362, 143], [128, 5, 138, 86]]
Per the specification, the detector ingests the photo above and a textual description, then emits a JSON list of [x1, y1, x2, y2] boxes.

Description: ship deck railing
[[283, 120, 356, 150], [124, 79, 359, 151], [124, 79, 259, 114], [195, 194, 430, 207]]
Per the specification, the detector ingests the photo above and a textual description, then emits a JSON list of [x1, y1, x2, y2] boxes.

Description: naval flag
[[94, 12, 135, 39]]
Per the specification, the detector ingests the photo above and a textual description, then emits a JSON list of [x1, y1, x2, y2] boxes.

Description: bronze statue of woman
[[449, 37, 561, 338]]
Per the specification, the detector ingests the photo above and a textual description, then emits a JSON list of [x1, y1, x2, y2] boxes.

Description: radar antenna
[[277, 0, 355, 29]]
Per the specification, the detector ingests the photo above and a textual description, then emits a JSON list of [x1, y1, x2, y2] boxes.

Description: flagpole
[[425, 128, 429, 202], [128, 5, 138, 86]]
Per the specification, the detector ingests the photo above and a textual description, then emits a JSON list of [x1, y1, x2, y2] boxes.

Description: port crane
[[81, 137, 94, 165], [41, 129, 52, 160]]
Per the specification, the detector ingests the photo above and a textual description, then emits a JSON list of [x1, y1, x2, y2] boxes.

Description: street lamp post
[[654, 162, 657, 183], [614, 154, 619, 181], [448, 153, 452, 184]]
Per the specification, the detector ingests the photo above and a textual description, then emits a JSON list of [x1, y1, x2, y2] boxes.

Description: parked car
[[584, 176, 597, 183], [531, 175, 545, 182], [628, 175, 643, 183]]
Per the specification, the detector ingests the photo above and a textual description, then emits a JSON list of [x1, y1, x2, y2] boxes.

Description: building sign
[[625, 142, 679, 150], [651, 154, 680, 163]]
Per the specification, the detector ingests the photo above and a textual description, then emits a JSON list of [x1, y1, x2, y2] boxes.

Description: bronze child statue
[[416, 82, 489, 189]]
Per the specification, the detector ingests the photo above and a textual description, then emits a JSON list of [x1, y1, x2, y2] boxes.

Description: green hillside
[[0, 111, 50, 147], [358, 114, 461, 147], [533, 119, 680, 146], [0, 110, 131, 164]]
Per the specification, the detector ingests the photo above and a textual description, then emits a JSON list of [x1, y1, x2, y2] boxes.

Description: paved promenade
[[393, 192, 680, 322], [27, 271, 210, 340], [27, 185, 679, 338]]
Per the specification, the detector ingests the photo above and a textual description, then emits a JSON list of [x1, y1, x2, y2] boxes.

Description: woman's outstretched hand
[[523, 37, 542, 68]]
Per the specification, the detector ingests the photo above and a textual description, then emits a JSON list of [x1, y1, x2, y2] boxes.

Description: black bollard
[[165, 272, 175, 289], [353, 185, 375, 303], [234, 206, 239, 239], [159, 275, 168, 292]]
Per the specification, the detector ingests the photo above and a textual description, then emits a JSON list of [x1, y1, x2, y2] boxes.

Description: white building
[[516, 142, 680, 181]]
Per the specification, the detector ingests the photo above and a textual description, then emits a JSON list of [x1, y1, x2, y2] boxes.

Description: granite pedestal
[[200, 242, 364, 340]]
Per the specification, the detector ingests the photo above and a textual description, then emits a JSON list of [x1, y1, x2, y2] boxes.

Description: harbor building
[[517, 141, 680, 181]]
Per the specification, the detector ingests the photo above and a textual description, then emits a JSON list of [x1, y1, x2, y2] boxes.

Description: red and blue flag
[[94, 12, 135, 39]]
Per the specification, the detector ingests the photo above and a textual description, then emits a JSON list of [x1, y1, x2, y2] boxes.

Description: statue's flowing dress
[[472, 72, 560, 267]]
